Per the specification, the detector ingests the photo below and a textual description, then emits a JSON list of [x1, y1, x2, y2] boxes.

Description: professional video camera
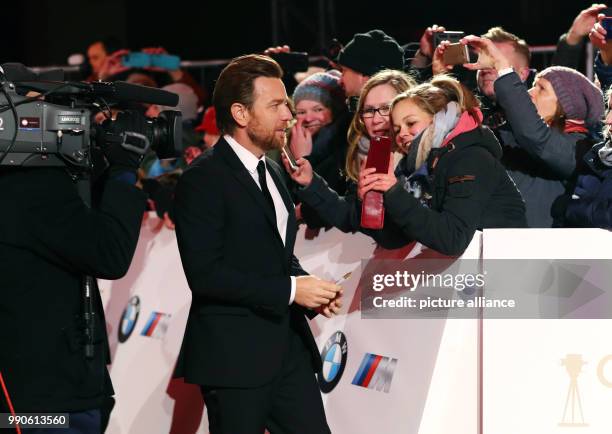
[[0, 63, 182, 171]]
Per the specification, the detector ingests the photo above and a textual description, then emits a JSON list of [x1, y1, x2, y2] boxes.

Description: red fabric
[[441, 108, 483, 147], [195, 106, 219, 135], [563, 119, 589, 134]]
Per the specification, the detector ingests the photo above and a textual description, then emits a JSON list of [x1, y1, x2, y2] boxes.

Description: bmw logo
[[118, 296, 140, 343], [318, 331, 348, 393]]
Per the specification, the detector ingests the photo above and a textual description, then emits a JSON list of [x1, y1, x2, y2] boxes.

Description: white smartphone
[[282, 146, 298, 171]]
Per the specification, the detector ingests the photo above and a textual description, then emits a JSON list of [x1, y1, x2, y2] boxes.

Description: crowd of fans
[[86, 4, 612, 254]]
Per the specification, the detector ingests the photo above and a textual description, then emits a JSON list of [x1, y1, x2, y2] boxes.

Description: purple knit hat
[[538, 66, 604, 126]]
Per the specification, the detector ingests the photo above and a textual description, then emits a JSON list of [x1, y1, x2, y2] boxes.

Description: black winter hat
[[337, 29, 405, 76]]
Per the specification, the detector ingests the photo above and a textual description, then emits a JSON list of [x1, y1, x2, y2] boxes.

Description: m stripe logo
[[352, 353, 398, 393]]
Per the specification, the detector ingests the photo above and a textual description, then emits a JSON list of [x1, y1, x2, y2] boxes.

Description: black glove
[[98, 110, 149, 174]]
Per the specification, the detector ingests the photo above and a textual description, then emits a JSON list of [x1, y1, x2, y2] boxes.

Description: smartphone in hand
[[282, 146, 298, 171], [442, 42, 470, 66], [365, 136, 392, 174]]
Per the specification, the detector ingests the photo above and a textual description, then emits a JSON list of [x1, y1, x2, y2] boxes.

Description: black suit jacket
[[174, 138, 320, 388], [0, 167, 146, 413]]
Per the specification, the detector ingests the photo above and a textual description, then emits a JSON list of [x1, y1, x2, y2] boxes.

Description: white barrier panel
[[99, 214, 480, 433], [304, 230, 481, 434], [99, 214, 194, 434], [482, 229, 612, 434]]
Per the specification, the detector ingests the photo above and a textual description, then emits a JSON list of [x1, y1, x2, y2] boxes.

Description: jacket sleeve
[[551, 33, 585, 70], [565, 197, 612, 228], [595, 53, 612, 95], [494, 72, 578, 179], [297, 172, 361, 232], [174, 166, 291, 316], [18, 168, 147, 280], [382, 148, 496, 256], [565, 171, 612, 230]]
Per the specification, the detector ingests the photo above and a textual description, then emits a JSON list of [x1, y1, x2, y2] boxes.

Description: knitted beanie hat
[[292, 70, 345, 114], [337, 29, 405, 76], [538, 66, 604, 126]]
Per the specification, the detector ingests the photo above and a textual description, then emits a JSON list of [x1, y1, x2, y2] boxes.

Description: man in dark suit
[[174, 54, 342, 434]]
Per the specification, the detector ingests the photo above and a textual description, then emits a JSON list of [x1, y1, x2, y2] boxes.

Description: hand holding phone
[[282, 146, 298, 171], [442, 42, 470, 66], [365, 136, 392, 173]]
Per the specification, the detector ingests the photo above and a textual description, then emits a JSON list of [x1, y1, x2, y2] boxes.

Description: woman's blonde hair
[[345, 69, 416, 181], [390, 74, 481, 167]]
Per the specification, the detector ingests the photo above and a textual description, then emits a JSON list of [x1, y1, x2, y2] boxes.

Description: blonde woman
[[283, 69, 415, 238], [358, 74, 527, 255]]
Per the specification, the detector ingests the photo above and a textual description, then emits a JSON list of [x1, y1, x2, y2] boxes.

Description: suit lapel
[[266, 158, 297, 256], [217, 139, 285, 251]]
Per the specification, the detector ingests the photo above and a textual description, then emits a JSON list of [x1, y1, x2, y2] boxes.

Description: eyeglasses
[[361, 105, 391, 118]]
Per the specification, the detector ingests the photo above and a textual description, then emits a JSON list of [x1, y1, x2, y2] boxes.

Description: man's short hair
[[482, 26, 531, 66], [213, 54, 283, 135]]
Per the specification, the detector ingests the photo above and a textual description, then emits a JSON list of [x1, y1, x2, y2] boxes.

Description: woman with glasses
[[282, 69, 415, 242], [357, 74, 527, 255]]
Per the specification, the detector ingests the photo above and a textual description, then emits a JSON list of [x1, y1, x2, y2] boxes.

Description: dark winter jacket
[[565, 141, 612, 228], [298, 124, 527, 255], [494, 71, 594, 227]]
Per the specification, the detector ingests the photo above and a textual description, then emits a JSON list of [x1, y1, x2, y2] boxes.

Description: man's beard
[[246, 116, 286, 152]]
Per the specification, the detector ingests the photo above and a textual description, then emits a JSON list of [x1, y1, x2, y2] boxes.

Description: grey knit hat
[[538, 66, 604, 126], [292, 70, 345, 115]]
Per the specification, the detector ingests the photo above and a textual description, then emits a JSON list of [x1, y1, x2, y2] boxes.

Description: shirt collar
[[225, 134, 265, 174]]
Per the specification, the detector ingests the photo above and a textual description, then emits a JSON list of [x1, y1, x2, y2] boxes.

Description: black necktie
[[257, 160, 276, 214]]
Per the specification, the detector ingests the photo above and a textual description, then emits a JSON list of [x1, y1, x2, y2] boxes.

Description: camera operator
[[0, 108, 148, 432]]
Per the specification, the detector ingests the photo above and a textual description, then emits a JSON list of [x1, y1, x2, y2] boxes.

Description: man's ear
[[231, 103, 250, 128]]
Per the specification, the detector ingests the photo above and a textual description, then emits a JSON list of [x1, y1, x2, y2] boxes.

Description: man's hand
[[568, 4, 608, 45], [295, 275, 342, 309], [461, 35, 512, 72], [316, 292, 343, 318], [419, 24, 446, 59], [431, 41, 455, 75]]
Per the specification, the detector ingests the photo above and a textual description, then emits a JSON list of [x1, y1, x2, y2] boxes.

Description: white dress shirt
[[225, 135, 297, 304]]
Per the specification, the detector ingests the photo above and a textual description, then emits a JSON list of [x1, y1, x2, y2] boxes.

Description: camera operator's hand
[[461, 35, 512, 72], [294, 275, 341, 309], [99, 111, 148, 178], [432, 41, 455, 75], [567, 4, 607, 45]]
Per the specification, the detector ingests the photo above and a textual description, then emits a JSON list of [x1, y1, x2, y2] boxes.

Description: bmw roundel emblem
[[118, 296, 140, 343], [318, 331, 348, 393]]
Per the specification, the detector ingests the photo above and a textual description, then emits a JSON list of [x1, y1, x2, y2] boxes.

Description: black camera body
[[0, 66, 182, 171]]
